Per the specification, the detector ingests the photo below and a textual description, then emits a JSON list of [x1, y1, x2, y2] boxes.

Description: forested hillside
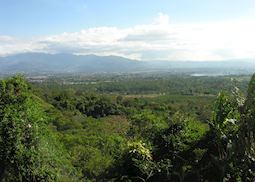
[[0, 74, 254, 181]]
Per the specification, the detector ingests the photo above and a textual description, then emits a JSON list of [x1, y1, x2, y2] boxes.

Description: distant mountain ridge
[[0, 53, 255, 75], [0, 53, 144, 74]]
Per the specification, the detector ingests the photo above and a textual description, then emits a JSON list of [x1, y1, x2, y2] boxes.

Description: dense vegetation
[[0, 74, 254, 181]]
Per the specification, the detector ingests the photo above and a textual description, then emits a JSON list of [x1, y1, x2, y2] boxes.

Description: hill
[[0, 53, 255, 75]]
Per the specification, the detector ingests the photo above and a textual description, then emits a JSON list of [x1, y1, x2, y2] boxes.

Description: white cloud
[[154, 12, 170, 25], [1, 13, 255, 61]]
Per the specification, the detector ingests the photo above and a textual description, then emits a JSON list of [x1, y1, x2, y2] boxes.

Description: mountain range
[[0, 53, 255, 75]]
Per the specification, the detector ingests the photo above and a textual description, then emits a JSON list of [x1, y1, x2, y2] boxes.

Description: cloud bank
[[1, 13, 255, 61]]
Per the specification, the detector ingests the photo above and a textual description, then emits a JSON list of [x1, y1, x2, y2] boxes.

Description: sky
[[0, 0, 255, 61]]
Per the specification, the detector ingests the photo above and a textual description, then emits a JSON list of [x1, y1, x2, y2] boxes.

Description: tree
[[0, 76, 75, 181]]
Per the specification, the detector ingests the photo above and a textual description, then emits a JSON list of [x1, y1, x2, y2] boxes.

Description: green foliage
[[76, 95, 119, 118], [0, 76, 77, 181], [111, 140, 155, 182], [1, 74, 255, 181], [197, 78, 255, 181], [212, 91, 240, 129], [128, 110, 168, 140], [71, 145, 112, 180]]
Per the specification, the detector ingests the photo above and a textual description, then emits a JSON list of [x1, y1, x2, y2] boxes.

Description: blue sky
[[1, 0, 254, 36], [0, 0, 255, 60]]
